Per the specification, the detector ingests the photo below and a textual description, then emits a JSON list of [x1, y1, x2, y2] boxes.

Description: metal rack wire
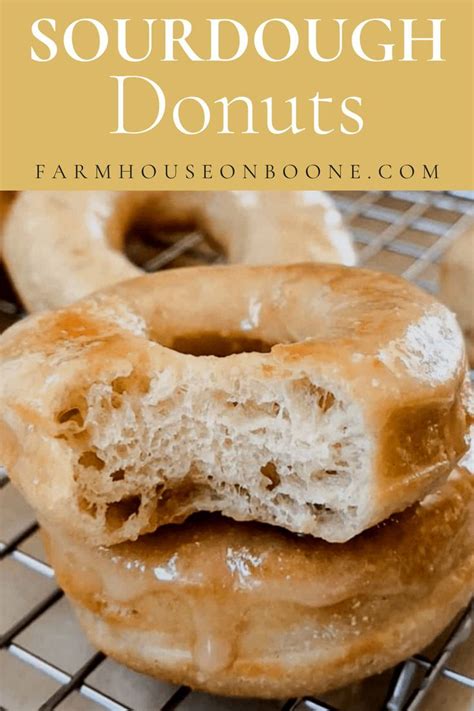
[[1, 190, 473, 711]]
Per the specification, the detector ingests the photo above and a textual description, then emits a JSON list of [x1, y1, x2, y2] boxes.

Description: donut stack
[[0, 194, 472, 699], [1, 263, 472, 697]]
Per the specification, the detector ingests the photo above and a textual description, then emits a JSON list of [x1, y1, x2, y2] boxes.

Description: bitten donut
[[2, 190, 356, 311], [0, 264, 470, 546], [42, 468, 474, 699], [440, 228, 474, 365]]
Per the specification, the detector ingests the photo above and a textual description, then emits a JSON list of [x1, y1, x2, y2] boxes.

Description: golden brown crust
[[0, 264, 470, 546], [2, 190, 356, 312], [42, 469, 474, 698]]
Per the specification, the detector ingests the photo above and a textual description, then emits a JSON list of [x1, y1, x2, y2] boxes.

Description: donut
[[440, 228, 474, 365], [2, 190, 356, 312], [0, 264, 470, 547], [41, 467, 474, 699]]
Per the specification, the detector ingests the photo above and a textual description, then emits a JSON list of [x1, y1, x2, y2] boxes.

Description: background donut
[[2, 190, 356, 312]]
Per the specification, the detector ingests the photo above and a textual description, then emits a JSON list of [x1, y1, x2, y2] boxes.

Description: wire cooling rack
[[0, 190, 473, 711]]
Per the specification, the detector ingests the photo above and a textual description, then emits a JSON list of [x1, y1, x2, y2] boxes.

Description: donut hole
[[170, 332, 274, 357], [124, 202, 221, 271], [105, 496, 141, 532]]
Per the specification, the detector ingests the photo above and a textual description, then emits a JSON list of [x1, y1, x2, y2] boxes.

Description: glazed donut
[[0, 264, 470, 546], [440, 228, 474, 365], [41, 467, 474, 699], [2, 190, 356, 312]]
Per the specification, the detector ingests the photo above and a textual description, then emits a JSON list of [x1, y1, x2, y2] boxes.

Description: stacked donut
[[0, 191, 472, 699]]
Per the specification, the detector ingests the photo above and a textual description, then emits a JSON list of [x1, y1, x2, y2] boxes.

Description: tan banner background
[[1, 0, 473, 190]]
